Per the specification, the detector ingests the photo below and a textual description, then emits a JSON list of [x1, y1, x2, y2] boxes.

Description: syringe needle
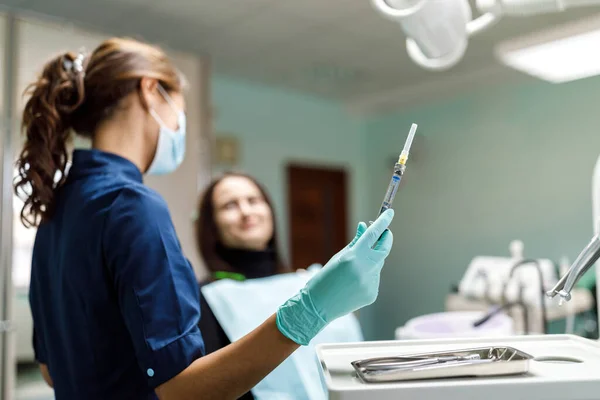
[[399, 123, 418, 165], [404, 123, 418, 153]]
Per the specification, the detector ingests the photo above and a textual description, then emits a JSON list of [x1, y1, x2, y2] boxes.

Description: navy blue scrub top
[[28, 149, 205, 400]]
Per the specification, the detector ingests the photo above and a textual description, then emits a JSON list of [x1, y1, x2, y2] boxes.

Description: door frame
[[285, 162, 349, 269]]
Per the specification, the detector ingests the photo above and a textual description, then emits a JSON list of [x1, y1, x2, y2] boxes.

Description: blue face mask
[[147, 85, 186, 176]]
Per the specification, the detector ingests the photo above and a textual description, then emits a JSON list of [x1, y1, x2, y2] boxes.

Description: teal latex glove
[[276, 209, 395, 345]]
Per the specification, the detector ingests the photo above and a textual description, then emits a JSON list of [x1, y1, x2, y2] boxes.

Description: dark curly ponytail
[[14, 51, 86, 228]]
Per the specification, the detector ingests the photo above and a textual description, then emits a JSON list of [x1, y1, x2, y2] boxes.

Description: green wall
[[360, 78, 600, 339]]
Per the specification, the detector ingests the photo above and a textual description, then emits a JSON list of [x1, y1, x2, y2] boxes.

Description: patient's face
[[213, 176, 274, 251]]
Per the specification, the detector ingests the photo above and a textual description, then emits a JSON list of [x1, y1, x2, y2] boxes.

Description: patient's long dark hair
[[195, 172, 288, 277]]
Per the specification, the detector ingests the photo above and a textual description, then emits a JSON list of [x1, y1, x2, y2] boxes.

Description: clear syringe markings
[[377, 123, 418, 217]]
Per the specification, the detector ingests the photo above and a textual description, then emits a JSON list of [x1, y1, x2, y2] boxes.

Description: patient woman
[[196, 173, 363, 399], [195, 172, 288, 355]]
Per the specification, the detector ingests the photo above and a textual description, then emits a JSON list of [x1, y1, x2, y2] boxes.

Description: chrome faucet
[[547, 234, 600, 301]]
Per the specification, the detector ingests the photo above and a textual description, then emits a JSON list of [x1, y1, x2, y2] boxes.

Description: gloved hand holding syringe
[[371, 123, 418, 225], [276, 126, 417, 346]]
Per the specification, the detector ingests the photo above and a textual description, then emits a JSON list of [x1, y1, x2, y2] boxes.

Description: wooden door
[[287, 165, 348, 270]]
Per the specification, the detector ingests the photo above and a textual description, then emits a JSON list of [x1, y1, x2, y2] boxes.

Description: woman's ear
[[138, 77, 159, 111]]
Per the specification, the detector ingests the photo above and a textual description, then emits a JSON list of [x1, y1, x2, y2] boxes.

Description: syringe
[[377, 123, 418, 217]]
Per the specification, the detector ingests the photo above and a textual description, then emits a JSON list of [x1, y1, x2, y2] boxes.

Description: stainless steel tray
[[351, 346, 533, 383]]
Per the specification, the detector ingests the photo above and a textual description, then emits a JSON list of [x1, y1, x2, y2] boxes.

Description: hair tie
[[63, 50, 87, 76]]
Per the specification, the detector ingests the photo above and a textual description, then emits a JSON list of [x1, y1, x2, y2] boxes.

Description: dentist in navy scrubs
[[16, 37, 395, 400]]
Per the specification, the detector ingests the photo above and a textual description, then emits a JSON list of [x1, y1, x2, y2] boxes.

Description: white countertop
[[317, 334, 600, 400]]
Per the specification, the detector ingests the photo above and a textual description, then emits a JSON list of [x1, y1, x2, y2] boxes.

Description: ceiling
[[1, 0, 599, 114]]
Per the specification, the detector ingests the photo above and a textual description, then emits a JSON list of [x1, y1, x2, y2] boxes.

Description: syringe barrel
[[376, 123, 416, 218], [378, 163, 405, 216]]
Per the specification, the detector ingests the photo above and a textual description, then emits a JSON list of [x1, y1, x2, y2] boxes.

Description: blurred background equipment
[[371, 0, 600, 74], [446, 240, 596, 338]]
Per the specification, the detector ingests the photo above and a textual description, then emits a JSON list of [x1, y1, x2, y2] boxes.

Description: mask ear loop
[[156, 84, 181, 113], [148, 108, 168, 130], [152, 84, 183, 131]]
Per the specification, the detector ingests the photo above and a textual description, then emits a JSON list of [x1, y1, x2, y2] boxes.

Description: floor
[[15, 363, 54, 400]]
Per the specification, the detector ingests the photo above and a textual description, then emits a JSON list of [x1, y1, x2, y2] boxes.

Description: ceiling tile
[[231, 48, 372, 97], [197, 7, 318, 61], [0, 0, 29, 8], [150, 0, 274, 30], [331, 9, 404, 42], [271, 0, 366, 23], [275, 29, 380, 76], [222, 14, 310, 43], [17, 0, 95, 20], [240, 46, 325, 75], [98, 0, 157, 6], [18, 0, 152, 31], [113, 8, 230, 56]]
